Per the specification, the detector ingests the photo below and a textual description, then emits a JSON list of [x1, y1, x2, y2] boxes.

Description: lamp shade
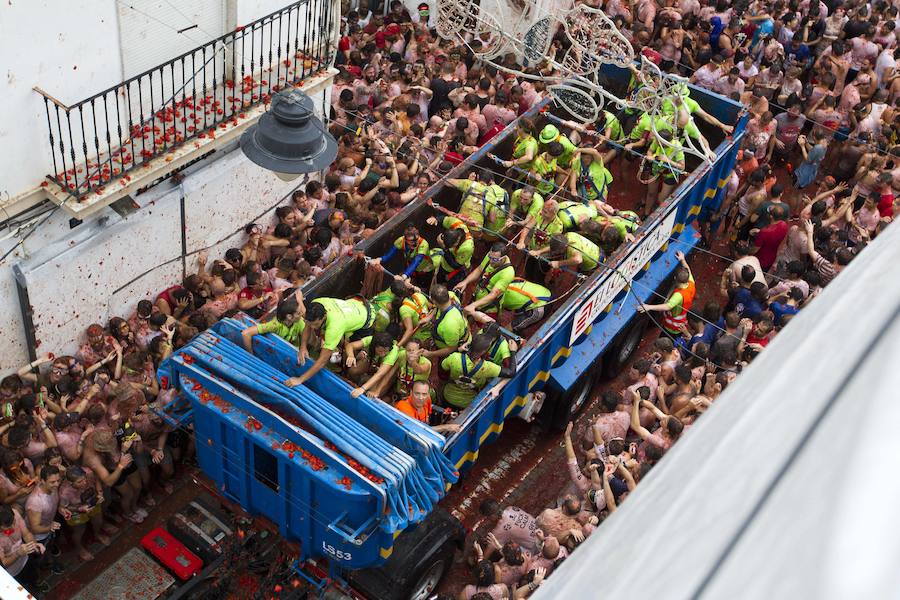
[[240, 89, 338, 175]]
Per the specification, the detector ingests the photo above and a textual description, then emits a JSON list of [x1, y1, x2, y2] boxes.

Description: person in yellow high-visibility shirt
[[456, 242, 516, 320], [445, 172, 508, 238], [569, 147, 614, 204], [500, 117, 539, 172], [532, 232, 602, 273], [285, 297, 376, 387], [642, 129, 686, 218], [427, 215, 474, 289]]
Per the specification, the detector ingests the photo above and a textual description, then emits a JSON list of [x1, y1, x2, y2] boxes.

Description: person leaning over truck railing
[[393, 380, 460, 434], [637, 250, 696, 337], [456, 242, 516, 321], [241, 295, 305, 353], [533, 233, 602, 274], [285, 297, 376, 388], [441, 333, 517, 410], [347, 332, 401, 399]]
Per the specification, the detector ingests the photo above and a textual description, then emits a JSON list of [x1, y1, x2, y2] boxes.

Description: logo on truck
[[322, 541, 353, 561], [569, 209, 678, 345]]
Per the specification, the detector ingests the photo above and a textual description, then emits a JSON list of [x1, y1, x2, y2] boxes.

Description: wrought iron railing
[[34, 0, 337, 202]]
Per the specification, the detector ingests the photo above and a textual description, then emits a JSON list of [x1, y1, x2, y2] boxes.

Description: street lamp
[[240, 89, 338, 181]]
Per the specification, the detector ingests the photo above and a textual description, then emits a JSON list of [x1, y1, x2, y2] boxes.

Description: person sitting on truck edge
[[241, 290, 306, 354], [503, 117, 539, 172], [285, 297, 376, 388], [394, 380, 461, 434], [441, 333, 518, 409], [477, 323, 519, 369], [346, 331, 400, 398], [581, 217, 628, 258], [569, 146, 614, 205], [427, 215, 474, 289], [369, 223, 434, 290], [424, 284, 471, 361], [534, 233, 601, 274], [392, 339, 432, 400], [456, 242, 516, 320], [637, 250, 696, 337]]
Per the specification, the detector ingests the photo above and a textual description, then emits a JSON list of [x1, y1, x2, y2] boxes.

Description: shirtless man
[[536, 497, 588, 549]]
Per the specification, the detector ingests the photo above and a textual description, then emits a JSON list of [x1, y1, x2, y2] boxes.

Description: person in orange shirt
[[394, 381, 460, 434]]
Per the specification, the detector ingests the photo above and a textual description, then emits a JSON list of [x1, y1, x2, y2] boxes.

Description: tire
[[399, 541, 456, 600], [348, 509, 464, 600], [603, 316, 647, 379], [548, 361, 601, 431]]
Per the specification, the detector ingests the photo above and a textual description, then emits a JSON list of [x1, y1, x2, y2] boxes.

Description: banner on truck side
[[569, 209, 678, 346]]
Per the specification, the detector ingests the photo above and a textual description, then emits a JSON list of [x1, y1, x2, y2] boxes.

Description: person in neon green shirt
[[506, 186, 544, 231], [535, 232, 602, 273], [627, 109, 715, 161], [426, 217, 474, 289], [370, 224, 434, 289], [446, 173, 507, 236], [425, 285, 471, 360], [395, 281, 434, 346], [662, 87, 734, 134], [500, 118, 539, 171], [241, 295, 304, 352], [528, 144, 563, 196], [286, 297, 375, 387], [347, 331, 400, 398], [556, 200, 598, 231], [569, 147, 614, 204], [516, 198, 564, 251], [643, 129, 686, 217], [370, 286, 396, 333], [441, 333, 518, 409], [502, 278, 553, 331], [391, 339, 433, 399], [539, 124, 578, 172], [456, 242, 516, 317]]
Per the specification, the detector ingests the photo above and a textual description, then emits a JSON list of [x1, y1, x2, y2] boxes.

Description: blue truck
[[157, 68, 747, 599]]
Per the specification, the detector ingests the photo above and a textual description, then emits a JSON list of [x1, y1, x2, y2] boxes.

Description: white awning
[[535, 221, 900, 600]]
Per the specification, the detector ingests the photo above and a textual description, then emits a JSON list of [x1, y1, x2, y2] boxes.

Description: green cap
[[539, 124, 559, 144]]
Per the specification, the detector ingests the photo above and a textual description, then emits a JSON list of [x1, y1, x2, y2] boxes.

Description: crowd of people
[[3, 0, 900, 596]]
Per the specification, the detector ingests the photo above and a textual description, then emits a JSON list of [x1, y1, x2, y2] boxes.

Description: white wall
[[0, 82, 330, 373], [0, 0, 332, 202], [0, 0, 336, 371], [0, 0, 123, 199]]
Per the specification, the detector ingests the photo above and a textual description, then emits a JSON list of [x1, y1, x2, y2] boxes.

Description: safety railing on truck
[[296, 68, 747, 473]]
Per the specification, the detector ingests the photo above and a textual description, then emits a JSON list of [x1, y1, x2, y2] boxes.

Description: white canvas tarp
[[535, 220, 900, 600]]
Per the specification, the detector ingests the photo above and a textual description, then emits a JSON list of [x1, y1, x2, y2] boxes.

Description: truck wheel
[[402, 541, 456, 600], [549, 362, 600, 431], [603, 317, 647, 379]]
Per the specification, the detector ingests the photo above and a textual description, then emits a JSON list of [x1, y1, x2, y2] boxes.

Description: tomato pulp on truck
[[157, 66, 746, 599]]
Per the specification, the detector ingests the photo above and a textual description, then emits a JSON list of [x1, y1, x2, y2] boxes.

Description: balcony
[[33, 0, 339, 218]]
